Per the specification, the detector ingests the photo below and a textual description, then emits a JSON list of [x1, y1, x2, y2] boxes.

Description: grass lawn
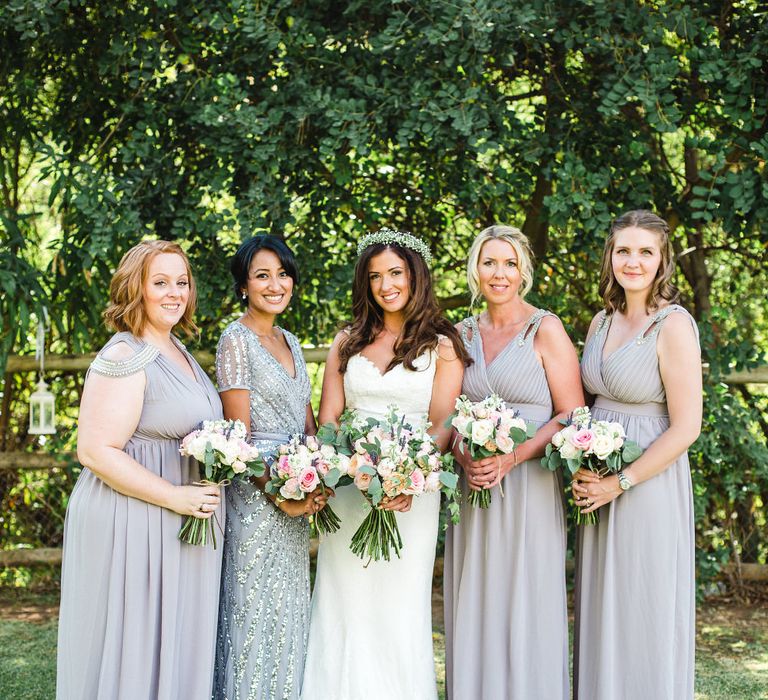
[[1, 589, 766, 699]]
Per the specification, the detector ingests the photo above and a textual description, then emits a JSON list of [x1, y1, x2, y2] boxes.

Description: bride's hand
[[379, 494, 412, 512]]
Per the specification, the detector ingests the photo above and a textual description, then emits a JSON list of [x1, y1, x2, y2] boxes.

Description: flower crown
[[356, 228, 433, 265]]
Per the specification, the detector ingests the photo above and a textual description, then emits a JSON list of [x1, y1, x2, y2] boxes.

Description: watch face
[[619, 474, 631, 490]]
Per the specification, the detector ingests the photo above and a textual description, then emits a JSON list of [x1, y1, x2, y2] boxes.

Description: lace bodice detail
[[343, 351, 437, 428]]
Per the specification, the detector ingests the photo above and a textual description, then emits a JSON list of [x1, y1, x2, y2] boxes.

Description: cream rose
[[591, 434, 614, 460], [471, 419, 494, 445]]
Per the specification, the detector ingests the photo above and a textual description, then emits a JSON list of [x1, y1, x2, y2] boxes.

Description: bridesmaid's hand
[[170, 484, 221, 519], [278, 488, 330, 518], [463, 453, 516, 491], [572, 472, 622, 514], [379, 494, 413, 512]]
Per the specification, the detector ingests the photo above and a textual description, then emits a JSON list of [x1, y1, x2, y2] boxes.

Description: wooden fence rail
[[6, 352, 767, 383]]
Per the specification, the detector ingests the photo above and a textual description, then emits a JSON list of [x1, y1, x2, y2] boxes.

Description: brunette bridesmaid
[[573, 210, 702, 699], [443, 225, 583, 699]]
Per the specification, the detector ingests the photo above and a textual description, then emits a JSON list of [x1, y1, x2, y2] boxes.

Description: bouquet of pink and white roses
[[540, 406, 642, 524], [322, 407, 459, 564], [450, 394, 536, 508], [179, 419, 265, 546], [265, 435, 352, 534]]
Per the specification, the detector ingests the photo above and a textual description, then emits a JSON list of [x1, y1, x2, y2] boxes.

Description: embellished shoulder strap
[[594, 310, 610, 334], [520, 308, 555, 344], [642, 304, 699, 345], [90, 341, 159, 378], [459, 315, 479, 346]]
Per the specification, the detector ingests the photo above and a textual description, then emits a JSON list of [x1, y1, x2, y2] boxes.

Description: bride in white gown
[[302, 230, 468, 700]]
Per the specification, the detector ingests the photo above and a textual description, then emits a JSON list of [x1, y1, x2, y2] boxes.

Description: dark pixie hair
[[338, 243, 471, 373], [231, 235, 300, 308]]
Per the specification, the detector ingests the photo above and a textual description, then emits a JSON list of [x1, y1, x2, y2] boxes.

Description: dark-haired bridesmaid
[[213, 235, 329, 700], [573, 210, 702, 700]]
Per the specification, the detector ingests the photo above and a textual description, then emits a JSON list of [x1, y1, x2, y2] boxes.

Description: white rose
[[609, 422, 626, 439], [559, 441, 579, 460], [376, 457, 396, 478], [592, 434, 614, 460], [613, 436, 624, 450], [551, 431, 565, 448], [320, 444, 336, 459], [452, 414, 471, 437], [231, 459, 247, 474], [471, 419, 494, 445], [424, 471, 441, 492]]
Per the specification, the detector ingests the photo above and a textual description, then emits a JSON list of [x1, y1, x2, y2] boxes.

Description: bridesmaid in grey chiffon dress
[[58, 242, 224, 700], [444, 226, 583, 700], [213, 235, 326, 700], [572, 211, 702, 700]]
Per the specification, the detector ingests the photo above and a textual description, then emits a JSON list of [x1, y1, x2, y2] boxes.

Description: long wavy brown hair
[[338, 243, 471, 373], [599, 210, 680, 314], [103, 240, 199, 337]]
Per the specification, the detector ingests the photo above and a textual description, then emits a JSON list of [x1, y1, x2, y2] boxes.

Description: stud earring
[[242, 292, 247, 300]]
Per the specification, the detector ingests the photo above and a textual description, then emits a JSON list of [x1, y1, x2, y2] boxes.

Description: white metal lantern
[[29, 310, 56, 435], [29, 377, 56, 435]]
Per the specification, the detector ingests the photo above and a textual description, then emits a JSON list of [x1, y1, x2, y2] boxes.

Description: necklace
[[241, 318, 279, 341], [382, 325, 402, 341]]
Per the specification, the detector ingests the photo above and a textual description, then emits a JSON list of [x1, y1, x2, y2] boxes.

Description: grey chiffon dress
[[57, 332, 224, 700], [443, 309, 569, 700], [213, 321, 312, 700], [575, 304, 698, 700]]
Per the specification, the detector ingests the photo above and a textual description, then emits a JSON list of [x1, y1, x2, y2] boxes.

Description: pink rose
[[299, 466, 320, 492], [404, 469, 426, 495], [315, 459, 330, 477], [276, 454, 292, 477], [570, 428, 595, 452], [354, 471, 373, 491]]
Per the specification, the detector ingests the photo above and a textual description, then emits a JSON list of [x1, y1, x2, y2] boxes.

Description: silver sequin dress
[[213, 321, 312, 700]]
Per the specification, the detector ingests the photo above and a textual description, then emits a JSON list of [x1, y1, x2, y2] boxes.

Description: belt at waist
[[503, 403, 552, 424], [593, 396, 668, 417], [250, 430, 296, 443]]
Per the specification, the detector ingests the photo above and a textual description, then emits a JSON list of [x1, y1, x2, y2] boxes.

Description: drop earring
[[242, 292, 247, 300]]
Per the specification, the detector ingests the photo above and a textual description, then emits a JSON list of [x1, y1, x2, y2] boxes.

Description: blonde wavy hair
[[599, 210, 680, 314], [467, 225, 535, 306], [103, 240, 199, 337]]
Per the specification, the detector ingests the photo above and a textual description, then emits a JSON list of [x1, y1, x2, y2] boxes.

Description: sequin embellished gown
[[443, 310, 569, 700], [302, 349, 441, 700], [57, 332, 224, 700], [574, 305, 698, 700], [213, 321, 313, 700]]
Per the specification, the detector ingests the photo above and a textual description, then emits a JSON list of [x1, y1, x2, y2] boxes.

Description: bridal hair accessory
[[357, 228, 433, 265]]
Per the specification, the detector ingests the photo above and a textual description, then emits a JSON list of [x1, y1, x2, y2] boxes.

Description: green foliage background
[[1, 1, 767, 586]]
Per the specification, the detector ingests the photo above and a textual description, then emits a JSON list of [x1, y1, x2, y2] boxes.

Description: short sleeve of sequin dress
[[56, 332, 224, 700], [213, 321, 313, 700]]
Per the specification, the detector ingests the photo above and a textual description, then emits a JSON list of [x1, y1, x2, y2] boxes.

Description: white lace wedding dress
[[301, 350, 441, 700]]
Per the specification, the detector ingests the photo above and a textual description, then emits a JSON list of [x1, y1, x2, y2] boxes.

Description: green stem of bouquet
[[350, 507, 402, 566], [178, 512, 220, 548], [314, 504, 341, 535], [467, 487, 492, 509]]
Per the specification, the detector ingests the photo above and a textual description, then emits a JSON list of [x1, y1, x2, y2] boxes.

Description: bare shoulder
[[658, 311, 699, 350], [535, 314, 571, 346]]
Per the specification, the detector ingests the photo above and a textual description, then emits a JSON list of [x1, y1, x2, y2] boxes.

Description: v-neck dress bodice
[[213, 320, 313, 700], [444, 309, 569, 700], [58, 332, 224, 700], [574, 304, 699, 700]]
